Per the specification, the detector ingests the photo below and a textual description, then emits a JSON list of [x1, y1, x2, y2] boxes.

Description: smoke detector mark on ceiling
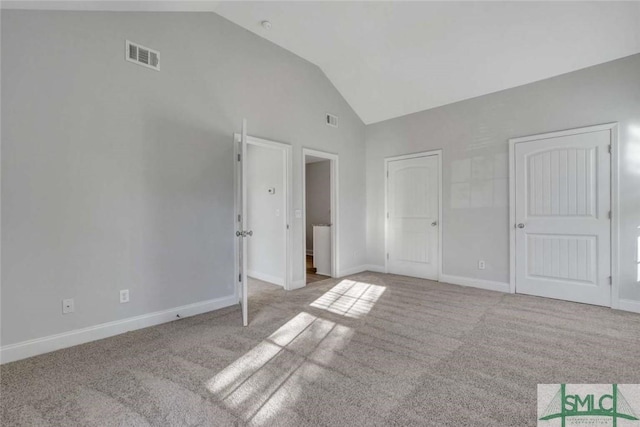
[[126, 40, 160, 71], [326, 113, 338, 128]]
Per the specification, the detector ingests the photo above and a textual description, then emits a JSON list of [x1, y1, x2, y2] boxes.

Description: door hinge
[[238, 214, 241, 222], [386, 253, 389, 260], [608, 276, 612, 285], [608, 211, 611, 220], [386, 170, 389, 178], [286, 224, 290, 230], [237, 154, 241, 161], [608, 145, 612, 154], [239, 273, 242, 282], [387, 212, 389, 219]]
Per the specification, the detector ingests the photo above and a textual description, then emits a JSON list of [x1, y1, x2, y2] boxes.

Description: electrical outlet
[[62, 298, 74, 314], [478, 260, 486, 270], [120, 289, 130, 303]]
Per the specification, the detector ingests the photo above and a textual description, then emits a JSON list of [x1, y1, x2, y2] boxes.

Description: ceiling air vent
[[326, 113, 339, 128], [126, 40, 160, 71]]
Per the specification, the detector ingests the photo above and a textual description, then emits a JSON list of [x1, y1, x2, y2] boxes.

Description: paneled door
[[513, 127, 612, 306], [387, 154, 440, 280]]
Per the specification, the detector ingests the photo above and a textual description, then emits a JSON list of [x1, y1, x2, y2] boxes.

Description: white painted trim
[[234, 133, 293, 291], [363, 264, 386, 273], [610, 125, 620, 310], [247, 271, 284, 287], [384, 149, 443, 281], [509, 123, 619, 144], [508, 122, 619, 306], [302, 148, 339, 284], [338, 265, 368, 277], [233, 134, 240, 303], [289, 280, 306, 291], [618, 299, 640, 314], [0, 294, 237, 364], [439, 274, 510, 293]]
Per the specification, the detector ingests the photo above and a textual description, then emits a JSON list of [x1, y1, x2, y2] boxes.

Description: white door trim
[[384, 149, 443, 280], [302, 148, 339, 282], [508, 122, 619, 308], [234, 133, 293, 291]]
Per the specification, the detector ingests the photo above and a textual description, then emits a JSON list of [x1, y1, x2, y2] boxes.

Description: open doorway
[[236, 135, 292, 321], [246, 141, 286, 297], [303, 149, 338, 285]]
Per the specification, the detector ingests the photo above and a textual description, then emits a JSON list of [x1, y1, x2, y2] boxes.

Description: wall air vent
[[125, 40, 160, 71], [326, 113, 339, 128]]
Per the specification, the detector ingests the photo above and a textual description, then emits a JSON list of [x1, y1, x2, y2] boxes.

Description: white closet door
[[387, 155, 439, 280], [514, 129, 611, 306]]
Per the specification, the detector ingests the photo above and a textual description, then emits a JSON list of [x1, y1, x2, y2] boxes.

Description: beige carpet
[[2, 272, 639, 426]]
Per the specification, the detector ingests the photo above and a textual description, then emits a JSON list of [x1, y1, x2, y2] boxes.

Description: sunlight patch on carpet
[[310, 280, 386, 318], [206, 312, 353, 424]]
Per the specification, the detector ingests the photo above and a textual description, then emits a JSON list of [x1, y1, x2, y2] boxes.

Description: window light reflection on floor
[[310, 280, 386, 319], [206, 312, 354, 425]]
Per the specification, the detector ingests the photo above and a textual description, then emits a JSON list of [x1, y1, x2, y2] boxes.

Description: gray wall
[[1, 11, 366, 346], [366, 54, 640, 302], [305, 161, 331, 252]]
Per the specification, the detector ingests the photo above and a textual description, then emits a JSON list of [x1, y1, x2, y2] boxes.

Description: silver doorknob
[[236, 230, 242, 237], [517, 223, 525, 229], [246, 230, 253, 236], [431, 221, 438, 226]]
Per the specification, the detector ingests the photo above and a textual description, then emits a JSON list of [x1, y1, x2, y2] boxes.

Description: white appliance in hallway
[[386, 153, 440, 280], [312, 224, 332, 276], [511, 124, 613, 307]]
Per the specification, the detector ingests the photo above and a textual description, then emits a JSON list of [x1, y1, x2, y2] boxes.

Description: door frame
[[508, 122, 619, 308], [302, 148, 339, 283], [234, 133, 293, 293], [384, 150, 443, 280]]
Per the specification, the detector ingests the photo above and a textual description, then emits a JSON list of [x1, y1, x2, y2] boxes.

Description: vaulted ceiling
[[214, 1, 640, 124], [5, 1, 640, 124]]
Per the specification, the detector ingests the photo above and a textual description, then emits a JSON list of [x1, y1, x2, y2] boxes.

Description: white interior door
[[387, 154, 440, 280], [514, 129, 611, 306], [236, 119, 249, 326]]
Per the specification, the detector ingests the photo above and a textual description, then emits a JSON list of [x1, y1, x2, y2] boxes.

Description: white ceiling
[[214, 1, 640, 124], [5, 1, 640, 124]]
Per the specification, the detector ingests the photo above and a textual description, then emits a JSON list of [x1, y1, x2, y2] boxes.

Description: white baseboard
[[618, 299, 640, 314], [363, 264, 386, 273], [247, 270, 284, 287], [0, 294, 237, 365], [439, 274, 510, 293], [338, 265, 369, 277], [289, 280, 306, 290]]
